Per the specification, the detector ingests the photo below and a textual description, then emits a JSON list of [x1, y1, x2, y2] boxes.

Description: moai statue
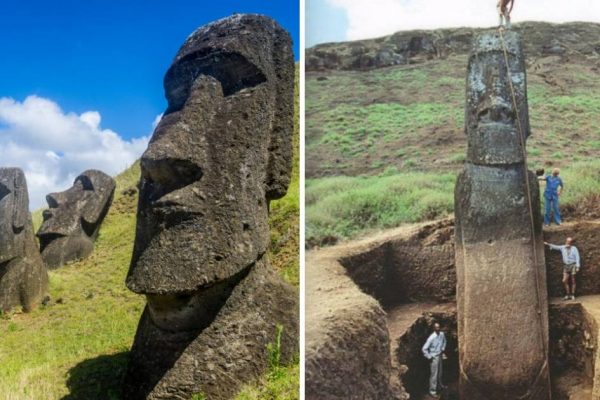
[[0, 168, 48, 312], [122, 14, 298, 400], [454, 31, 551, 399], [37, 170, 115, 269]]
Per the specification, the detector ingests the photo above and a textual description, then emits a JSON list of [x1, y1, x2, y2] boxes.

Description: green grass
[[307, 160, 600, 244], [0, 70, 300, 399], [306, 172, 456, 242]]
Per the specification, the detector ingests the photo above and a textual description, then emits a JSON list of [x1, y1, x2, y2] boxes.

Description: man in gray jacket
[[545, 237, 581, 300], [422, 322, 447, 397]]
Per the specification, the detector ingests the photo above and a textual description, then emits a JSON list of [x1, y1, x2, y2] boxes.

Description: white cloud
[[327, 0, 600, 41], [0, 95, 150, 210]]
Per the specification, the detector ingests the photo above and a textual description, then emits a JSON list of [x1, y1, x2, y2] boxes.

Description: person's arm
[[422, 335, 432, 359], [557, 178, 564, 196], [544, 242, 562, 251], [508, 0, 514, 13], [574, 247, 581, 269], [442, 333, 447, 352]]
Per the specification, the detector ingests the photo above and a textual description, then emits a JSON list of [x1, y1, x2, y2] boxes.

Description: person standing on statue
[[545, 237, 580, 300], [422, 322, 446, 397], [539, 168, 564, 226], [497, 0, 514, 28]]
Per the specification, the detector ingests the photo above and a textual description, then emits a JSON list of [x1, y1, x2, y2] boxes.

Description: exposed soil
[[307, 217, 600, 399]]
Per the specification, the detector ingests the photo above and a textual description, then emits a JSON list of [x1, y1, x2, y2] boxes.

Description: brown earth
[[306, 217, 600, 399]]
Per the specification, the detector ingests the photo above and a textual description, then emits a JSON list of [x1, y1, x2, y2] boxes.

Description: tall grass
[[306, 172, 456, 242], [307, 160, 600, 245]]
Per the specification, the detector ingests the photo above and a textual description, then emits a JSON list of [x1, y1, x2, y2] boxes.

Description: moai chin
[[0, 168, 48, 312], [454, 30, 551, 399], [122, 14, 298, 400], [37, 170, 116, 269]]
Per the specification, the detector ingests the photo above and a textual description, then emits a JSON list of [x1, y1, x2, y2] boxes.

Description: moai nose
[[46, 192, 65, 208]]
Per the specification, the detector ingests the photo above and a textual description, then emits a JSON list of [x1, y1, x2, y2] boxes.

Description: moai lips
[[37, 170, 115, 269], [0, 168, 48, 312], [454, 30, 551, 399], [122, 14, 298, 400]]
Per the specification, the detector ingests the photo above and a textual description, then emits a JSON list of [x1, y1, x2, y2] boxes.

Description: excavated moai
[[36, 170, 115, 269], [123, 14, 298, 400], [454, 30, 551, 399], [0, 168, 48, 312]]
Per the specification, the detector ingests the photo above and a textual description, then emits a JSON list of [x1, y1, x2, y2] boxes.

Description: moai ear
[[265, 29, 294, 201], [12, 173, 28, 231]]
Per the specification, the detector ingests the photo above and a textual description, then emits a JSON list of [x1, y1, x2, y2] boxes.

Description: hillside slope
[[0, 74, 300, 399], [306, 22, 600, 245]]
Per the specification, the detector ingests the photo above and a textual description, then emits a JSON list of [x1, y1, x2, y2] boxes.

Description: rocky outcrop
[[0, 168, 48, 312], [307, 22, 600, 71], [122, 14, 298, 400], [454, 30, 550, 399], [37, 170, 115, 269]]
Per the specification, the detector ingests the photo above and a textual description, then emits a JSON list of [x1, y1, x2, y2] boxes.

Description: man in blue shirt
[[539, 168, 564, 226], [545, 237, 581, 300], [422, 322, 446, 397]]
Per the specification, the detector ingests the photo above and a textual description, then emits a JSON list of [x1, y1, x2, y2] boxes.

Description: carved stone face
[[466, 31, 530, 165], [125, 15, 294, 316], [37, 170, 115, 268], [0, 168, 29, 264]]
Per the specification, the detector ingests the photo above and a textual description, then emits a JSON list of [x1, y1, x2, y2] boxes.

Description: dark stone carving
[[37, 170, 115, 269], [454, 30, 551, 399], [122, 14, 298, 400], [0, 168, 48, 311]]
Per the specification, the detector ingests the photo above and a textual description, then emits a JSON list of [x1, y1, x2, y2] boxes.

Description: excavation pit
[[337, 220, 600, 400]]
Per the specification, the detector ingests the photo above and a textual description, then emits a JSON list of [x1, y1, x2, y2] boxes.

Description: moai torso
[[122, 14, 298, 400], [0, 168, 48, 312], [37, 170, 115, 269], [454, 31, 551, 399]]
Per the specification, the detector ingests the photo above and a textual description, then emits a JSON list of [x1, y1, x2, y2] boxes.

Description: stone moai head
[[0, 168, 48, 312], [0, 168, 31, 264], [37, 169, 116, 268], [125, 14, 294, 330], [465, 30, 530, 165]]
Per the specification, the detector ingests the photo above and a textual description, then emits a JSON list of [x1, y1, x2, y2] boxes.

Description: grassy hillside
[[0, 74, 300, 399], [306, 22, 600, 245]]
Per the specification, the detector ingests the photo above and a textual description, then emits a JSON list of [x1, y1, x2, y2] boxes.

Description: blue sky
[[0, 0, 299, 208], [0, 0, 299, 140], [306, 0, 348, 47]]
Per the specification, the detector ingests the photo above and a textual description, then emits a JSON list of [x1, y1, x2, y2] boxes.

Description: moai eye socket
[[0, 183, 10, 202]]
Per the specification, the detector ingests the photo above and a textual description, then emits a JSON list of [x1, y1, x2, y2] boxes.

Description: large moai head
[[456, 30, 550, 400], [0, 168, 31, 264], [125, 14, 294, 329], [37, 170, 116, 268], [0, 168, 48, 312], [122, 15, 297, 399], [465, 30, 530, 165]]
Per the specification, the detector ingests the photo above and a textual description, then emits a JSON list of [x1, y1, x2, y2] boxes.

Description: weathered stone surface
[[37, 170, 115, 269], [0, 168, 48, 311], [454, 30, 551, 399], [122, 14, 298, 399]]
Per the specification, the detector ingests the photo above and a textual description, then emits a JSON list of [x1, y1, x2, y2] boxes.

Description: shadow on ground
[[61, 351, 129, 400]]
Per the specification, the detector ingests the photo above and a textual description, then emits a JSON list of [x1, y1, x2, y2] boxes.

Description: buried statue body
[[122, 14, 299, 400], [36, 170, 116, 269], [0, 168, 48, 312], [454, 30, 551, 399]]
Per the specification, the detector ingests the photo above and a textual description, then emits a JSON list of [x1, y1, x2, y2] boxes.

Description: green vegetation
[[306, 172, 456, 242], [0, 71, 300, 399], [307, 160, 600, 244], [236, 326, 299, 400]]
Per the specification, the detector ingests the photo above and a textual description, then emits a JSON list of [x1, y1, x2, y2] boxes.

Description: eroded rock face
[[123, 14, 298, 400], [37, 170, 115, 269], [454, 31, 551, 399], [0, 168, 48, 311]]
